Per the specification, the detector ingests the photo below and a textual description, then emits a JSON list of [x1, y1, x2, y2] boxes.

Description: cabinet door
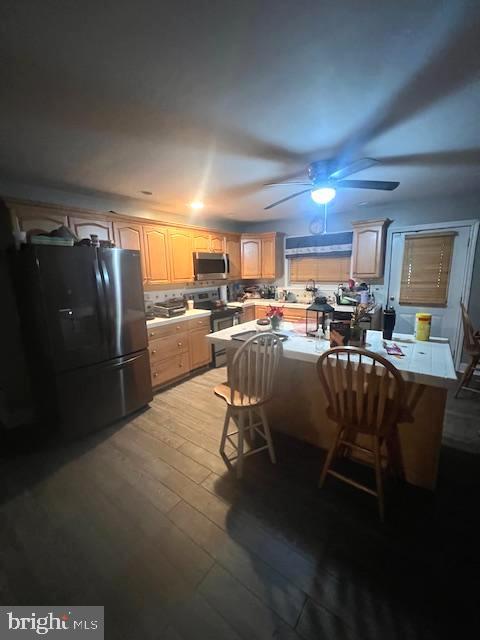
[[241, 238, 262, 278], [189, 328, 212, 369], [168, 228, 194, 282], [352, 221, 386, 278], [192, 231, 211, 252], [70, 216, 114, 242], [261, 235, 276, 278], [143, 226, 171, 285], [210, 233, 225, 253], [255, 305, 269, 319], [10, 203, 68, 233], [113, 221, 146, 280], [225, 235, 241, 278]]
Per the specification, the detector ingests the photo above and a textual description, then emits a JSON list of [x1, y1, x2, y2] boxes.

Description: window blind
[[399, 232, 456, 307], [289, 255, 351, 283]]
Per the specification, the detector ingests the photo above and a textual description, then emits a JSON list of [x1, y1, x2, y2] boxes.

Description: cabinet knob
[[149, 332, 155, 337], [178, 363, 183, 368], [177, 342, 183, 347], [153, 372, 158, 377], [152, 349, 157, 354]]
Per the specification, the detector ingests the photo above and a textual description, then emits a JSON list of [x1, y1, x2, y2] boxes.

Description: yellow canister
[[415, 313, 432, 341]]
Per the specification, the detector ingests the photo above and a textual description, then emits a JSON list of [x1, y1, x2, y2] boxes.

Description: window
[[289, 255, 351, 283], [399, 232, 456, 306]]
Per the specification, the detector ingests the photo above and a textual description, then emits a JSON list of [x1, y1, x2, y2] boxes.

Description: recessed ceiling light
[[190, 201, 204, 210], [140, 190, 152, 196]]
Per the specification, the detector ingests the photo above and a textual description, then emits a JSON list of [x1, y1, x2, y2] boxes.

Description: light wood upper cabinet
[[143, 225, 170, 285], [70, 216, 114, 242], [113, 221, 146, 280], [241, 233, 282, 279], [241, 237, 262, 278], [210, 233, 225, 253], [9, 203, 68, 233], [225, 234, 241, 278], [192, 231, 211, 252], [261, 234, 276, 279], [168, 228, 194, 282], [351, 218, 389, 279]]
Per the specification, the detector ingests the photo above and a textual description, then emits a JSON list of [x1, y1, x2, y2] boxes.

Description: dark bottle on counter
[[383, 306, 396, 340]]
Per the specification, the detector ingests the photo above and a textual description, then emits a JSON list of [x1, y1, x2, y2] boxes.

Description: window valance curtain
[[285, 231, 353, 258]]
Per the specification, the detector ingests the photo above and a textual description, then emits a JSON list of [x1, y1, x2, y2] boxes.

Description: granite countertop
[[206, 322, 457, 389], [146, 308, 211, 328]]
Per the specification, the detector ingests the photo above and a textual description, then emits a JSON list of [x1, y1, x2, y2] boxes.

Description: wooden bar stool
[[214, 332, 283, 479], [455, 302, 480, 397], [317, 346, 405, 521]]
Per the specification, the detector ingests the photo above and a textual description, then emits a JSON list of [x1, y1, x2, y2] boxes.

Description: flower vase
[[270, 316, 281, 332], [350, 325, 365, 347]]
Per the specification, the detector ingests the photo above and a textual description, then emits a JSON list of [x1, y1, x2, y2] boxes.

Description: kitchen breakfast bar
[[207, 322, 458, 490]]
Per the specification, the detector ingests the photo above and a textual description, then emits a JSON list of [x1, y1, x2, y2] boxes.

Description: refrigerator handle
[[94, 260, 109, 344], [100, 258, 114, 348]]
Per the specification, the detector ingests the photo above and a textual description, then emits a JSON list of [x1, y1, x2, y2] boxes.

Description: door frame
[[385, 219, 479, 370]]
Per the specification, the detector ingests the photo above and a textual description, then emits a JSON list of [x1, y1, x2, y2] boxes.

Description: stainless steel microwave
[[193, 252, 229, 280]]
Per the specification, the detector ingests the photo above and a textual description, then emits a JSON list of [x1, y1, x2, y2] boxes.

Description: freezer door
[[98, 248, 147, 359], [34, 245, 109, 372], [55, 349, 153, 438]]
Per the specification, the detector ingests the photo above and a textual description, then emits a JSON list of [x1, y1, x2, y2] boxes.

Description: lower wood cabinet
[[240, 306, 255, 323], [148, 317, 211, 389]]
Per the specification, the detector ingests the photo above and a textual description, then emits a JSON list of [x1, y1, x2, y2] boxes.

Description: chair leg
[[219, 406, 231, 456], [455, 356, 478, 397], [319, 426, 343, 488], [236, 411, 245, 479], [248, 409, 256, 444], [259, 405, 276, 464], [374, 436, 385, 522]]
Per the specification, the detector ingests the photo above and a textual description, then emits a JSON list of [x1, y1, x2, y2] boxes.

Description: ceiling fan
[[263, 157, 399, 210]]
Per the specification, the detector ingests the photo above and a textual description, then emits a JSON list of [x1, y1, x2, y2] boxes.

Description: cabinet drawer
[[147, 321, 188, 341], [151, 352, 190, 387], [283, 307, 305, 320], [149, 332, 188, 364], [188, 316, 211, 332]]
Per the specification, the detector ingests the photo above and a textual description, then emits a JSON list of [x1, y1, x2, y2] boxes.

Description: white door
[[387, 224, 471, 364]]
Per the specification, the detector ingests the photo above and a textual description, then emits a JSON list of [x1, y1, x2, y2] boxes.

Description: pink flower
[[266, 305, 284, 319]]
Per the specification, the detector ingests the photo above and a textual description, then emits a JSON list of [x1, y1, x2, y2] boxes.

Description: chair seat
[[214, 383, 264, 408]]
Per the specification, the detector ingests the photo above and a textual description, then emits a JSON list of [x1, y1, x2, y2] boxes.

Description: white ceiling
[[1, 0, 479, 221]]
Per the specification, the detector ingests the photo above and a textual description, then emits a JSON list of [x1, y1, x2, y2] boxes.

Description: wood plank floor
[[1, 366, 479, 639]]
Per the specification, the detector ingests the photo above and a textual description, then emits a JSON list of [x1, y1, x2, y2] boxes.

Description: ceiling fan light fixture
[[311, 187, 336, 205]]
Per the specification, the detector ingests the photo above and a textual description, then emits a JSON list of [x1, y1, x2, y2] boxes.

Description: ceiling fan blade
[[328, 158, 379, 180], [337, 179, 400, 191], [264, 181, 311, 187], [264, 189, 312, 210]]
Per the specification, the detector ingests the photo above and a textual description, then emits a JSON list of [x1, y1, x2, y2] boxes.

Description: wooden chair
[[317, 346, 405, 521], [214, 332, 283, 478], [455, 302, 480, 397]]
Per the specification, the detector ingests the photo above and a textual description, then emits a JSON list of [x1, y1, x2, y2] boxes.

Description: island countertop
[[207, 321, 457, 389]]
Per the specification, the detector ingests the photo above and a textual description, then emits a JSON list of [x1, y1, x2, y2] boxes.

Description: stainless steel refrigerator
[[14, 245, 152, 438]]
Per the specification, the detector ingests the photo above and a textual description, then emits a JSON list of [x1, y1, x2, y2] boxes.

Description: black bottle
[[383, 307, 396, 340]]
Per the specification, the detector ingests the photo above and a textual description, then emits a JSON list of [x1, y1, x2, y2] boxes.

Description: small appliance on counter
[[153, 298, 186, 318]]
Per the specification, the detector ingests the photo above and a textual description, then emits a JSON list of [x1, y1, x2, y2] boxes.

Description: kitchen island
[[207, 321, 458, 490]]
